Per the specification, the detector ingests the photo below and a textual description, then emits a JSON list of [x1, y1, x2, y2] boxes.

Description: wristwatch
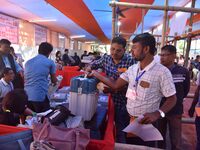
[[158, 109, 165, 118]]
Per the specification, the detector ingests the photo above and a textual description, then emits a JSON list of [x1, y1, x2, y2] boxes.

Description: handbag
[[32, 119, 90, 150]]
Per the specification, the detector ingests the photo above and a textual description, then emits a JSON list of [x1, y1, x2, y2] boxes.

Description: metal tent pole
[[161, 0, 168, 48], [184, 0, 196, 68], [109, 1, 200, 13]]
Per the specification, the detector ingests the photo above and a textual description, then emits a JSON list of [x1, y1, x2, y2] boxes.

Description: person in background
[[81, 50, 88, 59], [24, 42, 57, 113], [191, 55, 200, 83], [73, 52, 81, 66], [88, 33, 177, 147], [86, 36, 136, 143], [62, 49, 75, 66], [55, 51, 63, 70], [0, 39, 24, 89], [0, 89, 34, 126], [188, 74, 200, 150], [0, 68, 15, 102], [55, 51, 62, 65], [10, 47, 24, 68], [159, 45, 190, 150], [178, 55, 184, 66]]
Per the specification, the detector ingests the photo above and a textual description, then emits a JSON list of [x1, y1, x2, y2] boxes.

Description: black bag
[[42, 105, 71, 126]]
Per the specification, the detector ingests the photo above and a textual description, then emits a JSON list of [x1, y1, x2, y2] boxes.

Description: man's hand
[[85, 66, 92, 73], [18, 70, 24, 79], [139, 111, 161, 124], [188, 106, 195, 118]]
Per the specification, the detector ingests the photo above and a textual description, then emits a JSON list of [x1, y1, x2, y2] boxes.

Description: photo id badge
[[126, 88, 137, 100]]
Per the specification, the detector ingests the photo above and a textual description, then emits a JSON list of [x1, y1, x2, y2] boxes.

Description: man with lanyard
[[0, 39, 23, 89], [86, 36, 136, 143], [159, 45, 190, 150], [88, 33, 177, 146]]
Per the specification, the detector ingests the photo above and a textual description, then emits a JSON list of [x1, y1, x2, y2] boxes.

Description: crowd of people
[[0, 32, 200, 149]]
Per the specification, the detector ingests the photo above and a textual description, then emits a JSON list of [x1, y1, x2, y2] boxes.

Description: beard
[[135, 51, 146, 61]]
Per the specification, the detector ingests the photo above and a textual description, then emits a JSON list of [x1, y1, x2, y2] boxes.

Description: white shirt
[[0, 78, 14, 99], [120, 59, 176, 116]]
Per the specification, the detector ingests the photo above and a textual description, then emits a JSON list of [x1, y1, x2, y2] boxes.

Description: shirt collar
[[1, 78, 10, 86], [137, 59, 156, 72]]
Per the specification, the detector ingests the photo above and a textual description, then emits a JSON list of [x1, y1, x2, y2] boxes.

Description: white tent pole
[[141, 9, 145, 33], [161, 0, 168, 48]]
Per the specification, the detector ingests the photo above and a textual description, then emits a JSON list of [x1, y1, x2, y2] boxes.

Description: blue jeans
[[115, 105, 130, 143], [195, 116, 200, 150]]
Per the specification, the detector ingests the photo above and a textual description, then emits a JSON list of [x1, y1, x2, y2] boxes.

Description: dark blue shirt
[[161, 64, 190, 115]]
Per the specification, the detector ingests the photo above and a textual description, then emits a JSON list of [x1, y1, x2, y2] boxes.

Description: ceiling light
[[59, 34, 65, 39], [29, 19, 57, 22], [70, 35, 86, 39]]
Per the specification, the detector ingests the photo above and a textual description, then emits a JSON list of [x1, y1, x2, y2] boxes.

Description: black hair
[[2, 89, 28, 114], [161, 45, 177, 54], [0, 39, 11, 45], [55, 51, 61, 57], [111, 36, 127, 48], [3, 68, 13, 76], [65, 49, 69, 52], [132, 32, 157, 55], [38, 42, 53, 56]]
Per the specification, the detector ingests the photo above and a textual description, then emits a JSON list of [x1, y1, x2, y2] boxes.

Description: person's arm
[[50, 62, 57, 85], [91, 70, 128, 90], [50, 73, 57, 85], [140, 95, 177, 124], [86, 56, 105, 72], [24, 108, 35, 116], [14, 59, 23, 73], [188, 85, 200, 117]]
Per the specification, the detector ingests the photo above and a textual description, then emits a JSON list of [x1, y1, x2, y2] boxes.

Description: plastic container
[[69, 92, 98, 121]]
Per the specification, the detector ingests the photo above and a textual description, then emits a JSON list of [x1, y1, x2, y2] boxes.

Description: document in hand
[[123, 115, 163, 141]]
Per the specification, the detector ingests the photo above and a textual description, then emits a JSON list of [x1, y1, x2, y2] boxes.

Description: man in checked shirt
[[86, 36, 136, 143], [88, 33, 177, 146]]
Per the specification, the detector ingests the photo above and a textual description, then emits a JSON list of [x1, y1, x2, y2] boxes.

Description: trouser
[[157, 114, 182, 150], [195, 116, 200, 150], [114, 105, 130, 143], [28, 96, 50, 113]]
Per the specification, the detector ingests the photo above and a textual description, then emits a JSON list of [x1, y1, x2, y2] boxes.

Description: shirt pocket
[[137, 80, 152, 101]]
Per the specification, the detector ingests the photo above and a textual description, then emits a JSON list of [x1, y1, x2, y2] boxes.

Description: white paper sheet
[[123, 115, 163, 141]]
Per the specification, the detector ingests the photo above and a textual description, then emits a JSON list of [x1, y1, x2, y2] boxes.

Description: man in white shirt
[[0, 68, 15, 101], [89, 33, 177, 145]]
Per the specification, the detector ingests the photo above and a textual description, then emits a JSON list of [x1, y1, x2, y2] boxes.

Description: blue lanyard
[[134, 69, 146, 87]]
